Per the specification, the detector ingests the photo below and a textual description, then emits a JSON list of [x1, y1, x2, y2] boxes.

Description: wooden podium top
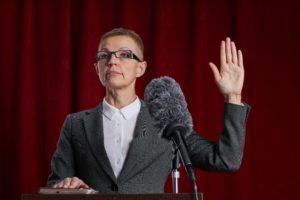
[[22, 193, 203, 200]]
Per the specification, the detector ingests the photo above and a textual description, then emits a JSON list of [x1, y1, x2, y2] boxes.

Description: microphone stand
[[172, 142, 199, 200], [172, 149, 180, 193], [167, 124, 199, 200]]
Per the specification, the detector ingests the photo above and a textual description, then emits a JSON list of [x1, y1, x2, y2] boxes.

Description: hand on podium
[[53, 177, 89, 189]]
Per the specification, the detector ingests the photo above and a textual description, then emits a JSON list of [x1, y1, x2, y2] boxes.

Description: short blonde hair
[[99, 28, 144, 59]]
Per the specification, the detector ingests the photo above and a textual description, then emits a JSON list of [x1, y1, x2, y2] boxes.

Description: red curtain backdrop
[[1, 0, 300, 200]]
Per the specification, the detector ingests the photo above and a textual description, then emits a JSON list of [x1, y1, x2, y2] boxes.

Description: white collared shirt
[[102, 97, 141, 177]]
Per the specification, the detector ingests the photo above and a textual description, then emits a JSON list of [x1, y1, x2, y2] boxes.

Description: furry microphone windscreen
[[144, 76, 193, 132]]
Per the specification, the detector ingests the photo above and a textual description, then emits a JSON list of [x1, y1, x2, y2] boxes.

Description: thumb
[[209, 62, 221, 81]]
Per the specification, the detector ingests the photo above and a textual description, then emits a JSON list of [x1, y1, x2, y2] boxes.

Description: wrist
[[224, 94, 242, 105]]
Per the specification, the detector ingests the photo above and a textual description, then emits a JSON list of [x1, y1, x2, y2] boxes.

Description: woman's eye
[[119, 51, 132, 58], [99, 53, 109, 59]]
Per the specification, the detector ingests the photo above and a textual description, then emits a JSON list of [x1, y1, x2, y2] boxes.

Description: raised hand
[[209, 37, 244, 105]]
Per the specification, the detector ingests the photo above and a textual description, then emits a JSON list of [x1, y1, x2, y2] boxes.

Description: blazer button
[[111, 183, 118, 191]]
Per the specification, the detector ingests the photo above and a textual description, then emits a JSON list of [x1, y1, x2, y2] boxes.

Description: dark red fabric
[[1, 0, 300, 200]]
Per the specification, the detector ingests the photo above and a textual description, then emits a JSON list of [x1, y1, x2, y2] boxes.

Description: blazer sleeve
[[184, 102, 251, 171], [47, 114, 75, 186]]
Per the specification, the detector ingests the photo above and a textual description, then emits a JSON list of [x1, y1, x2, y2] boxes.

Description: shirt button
[[116, 138, 121, 143], [116, 160, 121, 165]]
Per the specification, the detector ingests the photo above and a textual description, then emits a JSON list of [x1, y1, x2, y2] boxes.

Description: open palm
[[209, 37, 244, 104]]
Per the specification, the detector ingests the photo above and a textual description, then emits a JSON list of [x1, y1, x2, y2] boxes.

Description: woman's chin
[[106, 79, 126, 90]]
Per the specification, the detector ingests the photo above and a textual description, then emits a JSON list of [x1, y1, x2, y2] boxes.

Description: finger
[[57, 182, 63, 188], [209, 62, 221, 81], [79, 181, 90, 189], [69, 177, 81, 189], [226, 37, 232, 63], [70, 177, 89, 189], [55, 180, 64, 188], [63, 177, 71, 188], [220, 41, 226, 65], [58, 180, 66, 188], [82, 183, 90, 189], [238, 50, 244, 68], [231, 41, 238, 65]]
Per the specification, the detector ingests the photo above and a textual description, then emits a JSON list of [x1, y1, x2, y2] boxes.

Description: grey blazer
[[47, 101, 250, 193]]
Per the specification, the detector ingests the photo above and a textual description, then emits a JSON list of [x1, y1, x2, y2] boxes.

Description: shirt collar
[[102, 97, 141, 120]]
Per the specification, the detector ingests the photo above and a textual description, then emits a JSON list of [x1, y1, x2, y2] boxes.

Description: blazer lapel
[[117, 102, 163, 183], [83, 105, 117, 182]]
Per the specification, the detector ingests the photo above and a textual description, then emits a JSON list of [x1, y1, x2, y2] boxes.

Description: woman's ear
[[136, 61, 147, 78], [94, 63, 99, 74]]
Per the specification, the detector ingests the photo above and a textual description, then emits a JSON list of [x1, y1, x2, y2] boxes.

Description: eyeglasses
[[96, 49, 142, 62]]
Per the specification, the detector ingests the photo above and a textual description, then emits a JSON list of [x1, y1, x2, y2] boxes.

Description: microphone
[[144, 76, 196, 185], [144, 76, 193, 132]]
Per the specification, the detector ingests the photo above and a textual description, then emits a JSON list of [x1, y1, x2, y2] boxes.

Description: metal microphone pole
[[172, 150, 180, 193]]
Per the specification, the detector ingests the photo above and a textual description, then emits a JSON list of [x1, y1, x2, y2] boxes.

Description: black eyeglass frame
[[95, 49, 142, 62]]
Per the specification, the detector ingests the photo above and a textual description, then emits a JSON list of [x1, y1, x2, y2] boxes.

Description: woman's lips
[[107, 71, 122, 77]]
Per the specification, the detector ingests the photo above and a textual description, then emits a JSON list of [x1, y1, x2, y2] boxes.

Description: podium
[[22, 193, 203, 200]]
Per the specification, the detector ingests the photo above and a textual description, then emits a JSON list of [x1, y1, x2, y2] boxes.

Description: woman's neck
[[105, 88, 137, 109]]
